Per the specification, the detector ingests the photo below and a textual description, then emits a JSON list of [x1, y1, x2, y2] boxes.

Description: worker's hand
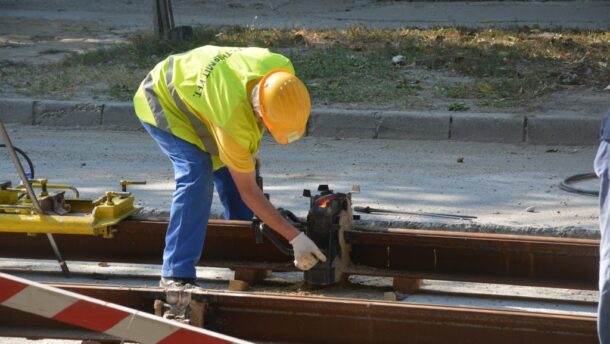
[[290, 232, 327, 271]]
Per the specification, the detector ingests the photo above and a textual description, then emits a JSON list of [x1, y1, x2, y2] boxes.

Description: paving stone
[[103, 102, 140, 129], [34, 100, 102, 126], [0, 98, 34, 124], [527, 115, 600, 145], [308, 109, 377, 139], [451, 113, 524, 143], [378, 112, 450, 140]]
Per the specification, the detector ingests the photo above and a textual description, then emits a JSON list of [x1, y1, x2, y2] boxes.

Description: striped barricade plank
[[0, 272, 251, 344]]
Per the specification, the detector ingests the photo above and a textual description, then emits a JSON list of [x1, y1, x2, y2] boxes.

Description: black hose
[[259, 223, 294, 255], [277, 207, 302, 224], [251, 208, 300, 256], [559, 172, 599, 197], [0, 144, 35, 179]]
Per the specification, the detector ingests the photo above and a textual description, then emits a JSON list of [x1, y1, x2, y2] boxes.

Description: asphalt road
[[1, 0, 608, 29], [0, 124, 600, 236]]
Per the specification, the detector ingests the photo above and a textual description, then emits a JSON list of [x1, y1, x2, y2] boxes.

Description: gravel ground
[[0, 124, 600, 236]]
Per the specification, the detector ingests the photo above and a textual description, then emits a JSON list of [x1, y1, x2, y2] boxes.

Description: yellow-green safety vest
[[133, 46, 295, 170]]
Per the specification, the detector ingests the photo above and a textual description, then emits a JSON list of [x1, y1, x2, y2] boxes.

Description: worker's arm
[[229, 167, 326, 270]]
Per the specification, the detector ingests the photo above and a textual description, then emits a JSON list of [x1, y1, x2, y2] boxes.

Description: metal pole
[[354, 206, 477, 220], [0, 122, 70, 277]]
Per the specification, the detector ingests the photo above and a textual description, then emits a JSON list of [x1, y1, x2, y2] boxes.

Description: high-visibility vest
[[133, 46, 295, 170]]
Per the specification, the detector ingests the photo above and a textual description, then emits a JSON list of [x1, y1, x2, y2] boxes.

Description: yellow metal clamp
[[92, 191, 131, 206], [16, 180, 80, 199]]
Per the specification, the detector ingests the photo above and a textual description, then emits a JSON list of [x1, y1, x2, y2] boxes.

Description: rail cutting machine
[[252, 184, 354, 286], [303, 185, 353, 285]]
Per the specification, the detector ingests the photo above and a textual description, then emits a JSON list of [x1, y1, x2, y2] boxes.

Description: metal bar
[[0, 204, 36, 211], [354, 205, 478, 220], [0, 219, 293, 269], [16, 183, 80, 199], [345, 228, 599, 290], [0, 218, 600, 289], [0, 122, 70, 277], [0, 283, 598, 343]]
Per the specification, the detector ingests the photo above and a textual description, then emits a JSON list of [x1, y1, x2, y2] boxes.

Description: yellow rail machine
[[1, 121, 143, 275], [0, 178, 143, 238]]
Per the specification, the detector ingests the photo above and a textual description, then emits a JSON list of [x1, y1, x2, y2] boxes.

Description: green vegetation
[[1, 25, 608, 108], [447, 102, 470, 112]]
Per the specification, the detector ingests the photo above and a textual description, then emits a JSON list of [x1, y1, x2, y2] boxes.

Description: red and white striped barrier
[[0, 272, 251, 344]]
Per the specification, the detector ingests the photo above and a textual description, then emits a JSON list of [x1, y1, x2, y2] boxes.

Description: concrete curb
[[0, 98, 602, 145]]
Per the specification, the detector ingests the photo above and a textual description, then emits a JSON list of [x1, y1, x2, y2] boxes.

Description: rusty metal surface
[[345, 228, 599, 290], [0, 283, 598, 344], [0, 218, 600, 289], [0, 218, 294, 269]]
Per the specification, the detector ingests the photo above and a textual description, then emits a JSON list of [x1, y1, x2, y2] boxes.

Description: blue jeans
[[141, 122, 253, 278], [595, 140, 610, 343]]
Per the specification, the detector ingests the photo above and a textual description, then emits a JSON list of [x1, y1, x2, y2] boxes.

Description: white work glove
[[290, 232, 327, 271]]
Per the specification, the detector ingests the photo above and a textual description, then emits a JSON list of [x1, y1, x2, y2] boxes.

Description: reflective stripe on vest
[[141, 73, 170, 132], [140, 58, 220, 156], [166, 57, 219, 155]]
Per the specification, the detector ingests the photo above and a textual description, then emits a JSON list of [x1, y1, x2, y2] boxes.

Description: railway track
[[0, 217, 599, 289], [0, 216, 601, 343], [0, 281, 598, 344]]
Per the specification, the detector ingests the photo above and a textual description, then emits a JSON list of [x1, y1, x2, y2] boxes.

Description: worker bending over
[[133, 46, 326, 288]]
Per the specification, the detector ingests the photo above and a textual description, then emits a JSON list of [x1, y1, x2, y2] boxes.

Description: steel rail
[[0, 283, 598, 344], [345, 228, 599, 290], [0, 218, 293, 269], [0, 218, 600, 289]]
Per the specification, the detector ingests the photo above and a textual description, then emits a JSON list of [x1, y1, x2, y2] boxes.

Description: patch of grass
[[436, 75, 555, 108], [437, 82, 475, 99], [1, 25, 608, 107], [448, 102, 469, 111], [290, 47, 417, 104], [104, 83, 135, 101]]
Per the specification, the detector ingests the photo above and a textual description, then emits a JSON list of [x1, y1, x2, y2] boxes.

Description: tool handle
[[353, 206, 372, 213], [120, 180, 147, 192]]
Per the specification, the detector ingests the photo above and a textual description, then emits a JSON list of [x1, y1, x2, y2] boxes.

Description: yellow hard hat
[[258, 69, 311, 145]]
